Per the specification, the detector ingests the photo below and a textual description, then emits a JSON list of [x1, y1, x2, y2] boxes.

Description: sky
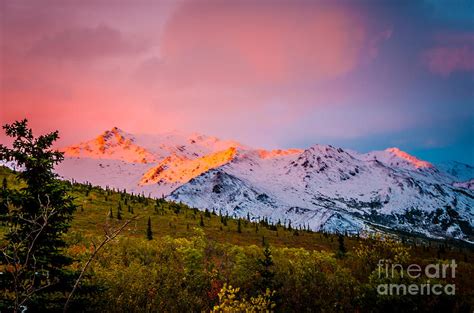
[[0, 0, 473, 164]]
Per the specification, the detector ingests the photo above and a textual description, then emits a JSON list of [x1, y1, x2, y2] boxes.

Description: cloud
[[151, 0, 386, 86], [1, 0, 472, 163], [423, 46, 474, 76], [29, 24, 150, 60], [421, 32, 474, 76]]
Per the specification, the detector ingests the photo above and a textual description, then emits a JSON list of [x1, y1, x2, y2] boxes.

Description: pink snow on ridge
[[386, 147, 433, 169], [257, 149, 303, 159]]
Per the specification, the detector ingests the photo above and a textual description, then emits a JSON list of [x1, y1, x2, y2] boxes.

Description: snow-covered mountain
[[53, 127, 474, 241], [435, 161, 474, 182]]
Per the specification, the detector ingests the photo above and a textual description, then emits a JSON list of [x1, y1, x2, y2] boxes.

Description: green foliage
[[0, 119, 77, 311], [355, 234, 411, 272], [271, 248, 356, 312]]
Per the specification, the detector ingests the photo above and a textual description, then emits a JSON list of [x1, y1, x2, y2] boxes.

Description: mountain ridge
[[50, 127, 474, 241]]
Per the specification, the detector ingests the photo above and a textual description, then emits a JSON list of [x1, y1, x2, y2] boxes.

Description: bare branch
[[63, 216, 138, 313], [1, 199, 59, 313]]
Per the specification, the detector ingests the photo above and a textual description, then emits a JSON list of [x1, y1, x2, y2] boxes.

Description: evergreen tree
[[0, 119, 76, 310], [258, 245, 275, 291], [109, 207, 114, 218], [0, 177, 8, 218], [237, 218, 242, 233], [117, 206, 122, 220], [200, 214, 205, 227], [146, 217, 153, 240], [337, 233, 347, 258]]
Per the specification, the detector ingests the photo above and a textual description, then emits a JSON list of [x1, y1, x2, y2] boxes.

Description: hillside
[[1, 164, 473, 313], [1, 165, 472, 254]]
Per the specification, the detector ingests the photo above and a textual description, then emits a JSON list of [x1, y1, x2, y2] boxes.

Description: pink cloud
[[154, 0, 379, 86], [422, 32, 474, 76], [423, 46, 474, 76], [29, 24, 150, 60], [0, 0, 430, 151]]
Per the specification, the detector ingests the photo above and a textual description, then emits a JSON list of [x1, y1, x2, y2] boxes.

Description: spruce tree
[[146, 217, 153, 240], [0, 177, 8, 219], [117, 206, 122, 220], [200, 214, 205, 227], [337, 233, 347, 258], [237, 218, 242, 233], [0, 119, 76, 310], [258, 245, 275, 291]]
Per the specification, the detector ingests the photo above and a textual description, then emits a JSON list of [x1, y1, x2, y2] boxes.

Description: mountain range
[[38, 127, 474, 242]]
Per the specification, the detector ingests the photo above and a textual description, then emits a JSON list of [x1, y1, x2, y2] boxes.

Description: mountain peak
[[98, 126, 131, 142], [385, 147, 432, 169], [63, 127, 154, 163]]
